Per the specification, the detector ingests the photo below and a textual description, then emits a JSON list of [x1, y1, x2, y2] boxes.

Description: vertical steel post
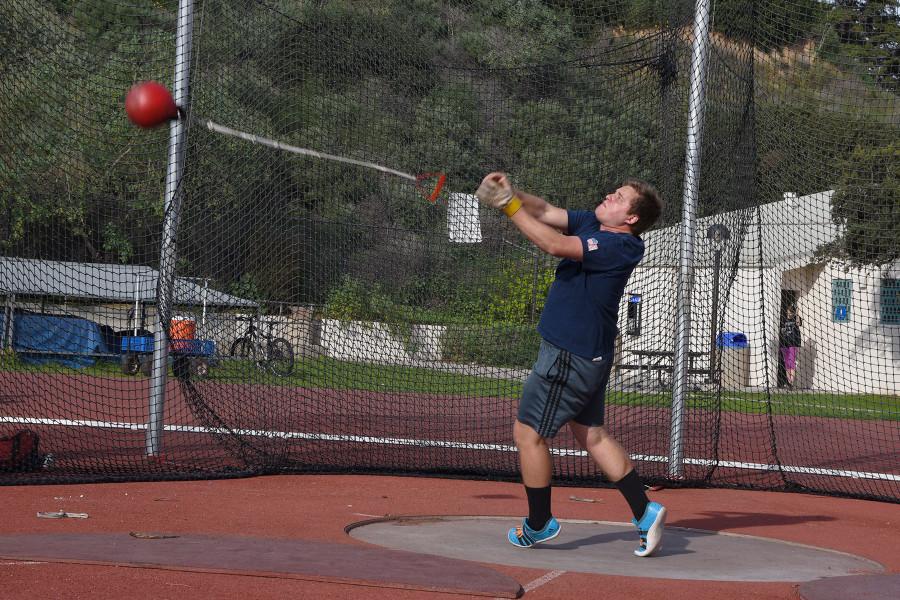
[[201, 278, 209, 332], [2, 294, 14, 350], [669, 0, 713, 478], [530, 253, 539, 324], [147, 0, 194, 456], [132, 287, 140, 336], [709, 248, 722, 382]]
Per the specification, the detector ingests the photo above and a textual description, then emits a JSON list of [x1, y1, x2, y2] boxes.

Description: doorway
[[777, 289, 798, 387]]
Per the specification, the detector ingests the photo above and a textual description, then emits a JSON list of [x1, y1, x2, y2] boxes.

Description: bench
[[614, 349, 714, 388]]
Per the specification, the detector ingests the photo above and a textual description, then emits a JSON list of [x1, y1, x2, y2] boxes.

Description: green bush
[[323, 275, 420, 352], [326, 273, 493, 326], [324, 275, 401, 322], [325, 274, 544, 368], [442, 323, 541, 369], [486, 263, 555, 325]]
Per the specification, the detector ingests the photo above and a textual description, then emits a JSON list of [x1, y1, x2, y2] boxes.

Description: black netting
[[1, 0, 897, 502]]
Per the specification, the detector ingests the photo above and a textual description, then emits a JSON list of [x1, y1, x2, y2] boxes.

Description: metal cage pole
[[147, 0, 194, 456], [669, 0, 713, 478], [2, 294, 14, 350]]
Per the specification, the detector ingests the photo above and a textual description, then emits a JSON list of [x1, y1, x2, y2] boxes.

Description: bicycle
[[230, 315, 294, 376]]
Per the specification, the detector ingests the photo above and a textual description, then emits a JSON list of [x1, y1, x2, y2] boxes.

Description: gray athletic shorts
[[518, 340, 613, 438]]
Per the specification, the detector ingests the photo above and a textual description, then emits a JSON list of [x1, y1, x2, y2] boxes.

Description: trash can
[[716, 332, 750, 388]]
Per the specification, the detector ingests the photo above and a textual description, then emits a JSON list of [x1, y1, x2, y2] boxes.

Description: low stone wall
[[320, 319, 446, 364]]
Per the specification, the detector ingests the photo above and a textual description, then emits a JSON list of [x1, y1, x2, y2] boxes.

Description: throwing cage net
[[1, 0, 897, 502]]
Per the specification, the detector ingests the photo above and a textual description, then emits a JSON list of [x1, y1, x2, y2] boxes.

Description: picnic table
[[615, 349, 712, 388]]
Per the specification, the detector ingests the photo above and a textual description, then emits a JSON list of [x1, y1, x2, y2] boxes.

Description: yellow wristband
[[502, 196, 522, 217]]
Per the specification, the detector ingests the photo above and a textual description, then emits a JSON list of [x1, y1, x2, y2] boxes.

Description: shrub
[[324, 275, 400, 322], [442, 323, 540, 368], [486, 263, 555, 325]]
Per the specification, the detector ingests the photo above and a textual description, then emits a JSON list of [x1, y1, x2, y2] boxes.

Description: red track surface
[[2, 474, 899, 599], [2, 371, 897, 499]]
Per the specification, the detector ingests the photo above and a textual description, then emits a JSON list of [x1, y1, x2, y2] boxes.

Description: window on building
[[881, 279, 900, 325], [832, 279, 851, 322]]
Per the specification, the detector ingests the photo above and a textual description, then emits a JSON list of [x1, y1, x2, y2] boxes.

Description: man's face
[[595, 185, 640, 229]]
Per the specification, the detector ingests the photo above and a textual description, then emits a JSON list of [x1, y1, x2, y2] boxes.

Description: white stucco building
[[618, 191, 899, 394]]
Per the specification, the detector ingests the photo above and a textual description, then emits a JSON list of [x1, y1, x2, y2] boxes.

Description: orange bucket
[[169, 317, 196, 341]]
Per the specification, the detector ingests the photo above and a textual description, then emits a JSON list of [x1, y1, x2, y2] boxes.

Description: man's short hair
[[624, 179, 663, 235]]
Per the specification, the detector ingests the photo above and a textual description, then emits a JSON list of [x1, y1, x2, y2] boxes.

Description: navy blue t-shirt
[[536, 210, 645, 361]]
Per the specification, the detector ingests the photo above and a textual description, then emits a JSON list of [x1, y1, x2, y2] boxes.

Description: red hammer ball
[[125, 81, 180, 128]]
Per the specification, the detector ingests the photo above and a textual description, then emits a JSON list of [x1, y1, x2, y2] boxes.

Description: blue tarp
[[0, 313, 108, 368]]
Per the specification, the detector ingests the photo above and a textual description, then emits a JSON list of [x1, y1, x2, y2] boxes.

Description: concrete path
[[0, 532, 523, 598]]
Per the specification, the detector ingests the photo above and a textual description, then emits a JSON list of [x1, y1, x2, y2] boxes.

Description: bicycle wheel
[[230, 337, 253, 357], [267, 337, 294, 376], [190, 358, 210, 378], [121, 353, 140, 376], [230, 337, 258, 373], [657, 367, 673, 390]]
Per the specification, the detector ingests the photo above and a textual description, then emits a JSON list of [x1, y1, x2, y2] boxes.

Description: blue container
[[121, 336, 154, 352], [716, 332, 748, 348], [171, 339, 215, 356]]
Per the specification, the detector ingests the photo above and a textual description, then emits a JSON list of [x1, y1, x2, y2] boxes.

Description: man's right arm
[[478, 171, 569, 231]]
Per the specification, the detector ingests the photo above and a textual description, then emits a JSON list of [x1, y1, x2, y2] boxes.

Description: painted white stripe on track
[[2, 415, 898, 481], [523, 569, 566, 592]]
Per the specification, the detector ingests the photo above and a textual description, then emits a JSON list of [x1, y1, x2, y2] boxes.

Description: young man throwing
[[475, 172, 666, 557]]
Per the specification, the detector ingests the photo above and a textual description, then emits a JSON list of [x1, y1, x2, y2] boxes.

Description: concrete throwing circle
[[347, 516, 883, 582]]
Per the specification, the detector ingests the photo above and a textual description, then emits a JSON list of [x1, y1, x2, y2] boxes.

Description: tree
[[827, 0, 900, 92], [823, 142, 900, 266], [713, 0, 827, 50]]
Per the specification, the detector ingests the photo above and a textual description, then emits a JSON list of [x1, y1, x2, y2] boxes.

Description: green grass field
[[2, 352, 896, 421], [608, 388, 899, 421]]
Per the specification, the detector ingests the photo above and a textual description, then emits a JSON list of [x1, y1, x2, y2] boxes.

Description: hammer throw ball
[[125, 81, 179, 128]]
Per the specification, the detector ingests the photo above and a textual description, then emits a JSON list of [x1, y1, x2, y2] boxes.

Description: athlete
[[475, 172, 666, 557]]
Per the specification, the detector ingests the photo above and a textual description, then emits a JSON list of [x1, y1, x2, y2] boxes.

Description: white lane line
[[523, 569, 566, 592], [2, 415, 898, 481]]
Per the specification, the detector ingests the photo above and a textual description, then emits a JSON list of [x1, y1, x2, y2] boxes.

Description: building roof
[[640, 191, 838, 268], [0, 257, 257, 307]]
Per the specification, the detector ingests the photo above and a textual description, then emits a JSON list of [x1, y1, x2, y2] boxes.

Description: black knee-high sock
[[614, 469, 649, 520], [525, 485, 552, 531]]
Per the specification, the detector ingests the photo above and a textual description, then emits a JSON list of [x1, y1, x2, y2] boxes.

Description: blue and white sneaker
[[507, 516, 561, 548], [632, 501, 666, 557]]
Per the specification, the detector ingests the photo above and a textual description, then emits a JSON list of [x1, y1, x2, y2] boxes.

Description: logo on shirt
[[587, 237, 598, 251]]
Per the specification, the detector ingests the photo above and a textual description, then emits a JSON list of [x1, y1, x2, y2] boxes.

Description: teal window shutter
[[881, 279, 900, 325], [832, 279, 851, 322]]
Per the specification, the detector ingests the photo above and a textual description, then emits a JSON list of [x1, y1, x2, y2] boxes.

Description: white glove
[[475, 176, 514, 209]]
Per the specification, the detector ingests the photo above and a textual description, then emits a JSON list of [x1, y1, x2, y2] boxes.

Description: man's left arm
[[474, 172, 584, 260], [508, 209, 583, 260]]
